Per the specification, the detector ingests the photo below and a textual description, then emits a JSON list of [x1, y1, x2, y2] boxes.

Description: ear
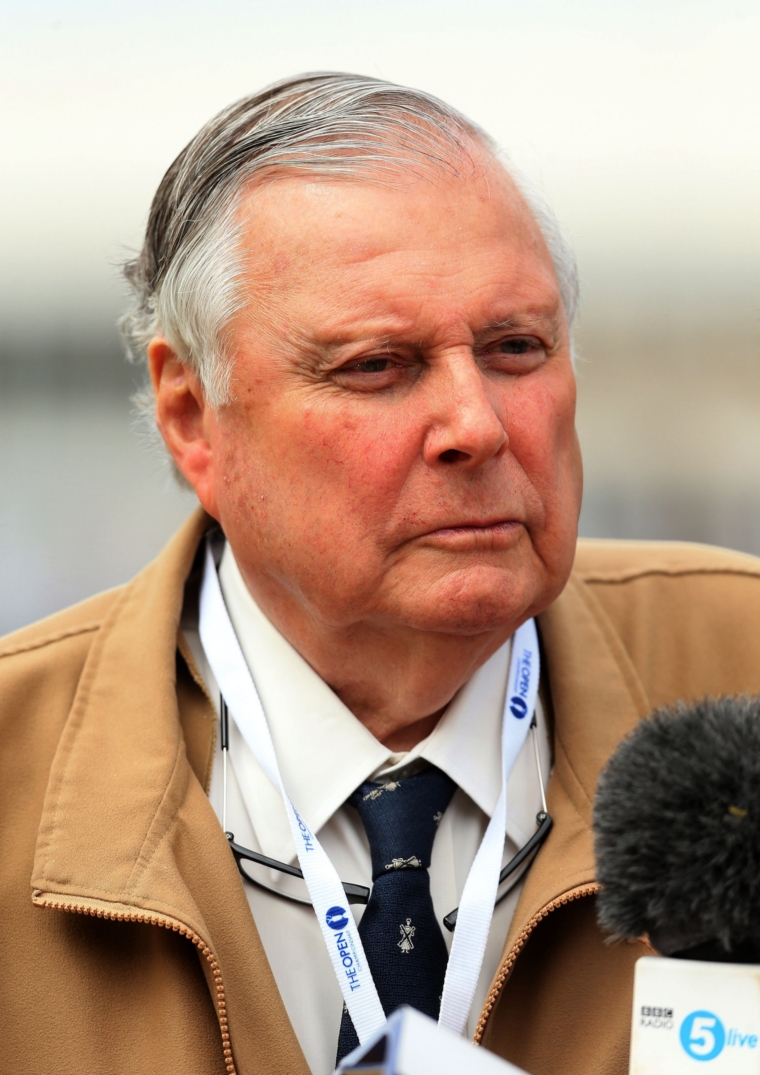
[[147, 336, 221, 518]]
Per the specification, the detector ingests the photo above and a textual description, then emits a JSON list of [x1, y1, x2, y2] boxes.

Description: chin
[[395, 567, 550, 636]]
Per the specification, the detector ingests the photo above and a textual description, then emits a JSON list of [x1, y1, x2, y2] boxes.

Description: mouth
[[417, 518, 524, 551]]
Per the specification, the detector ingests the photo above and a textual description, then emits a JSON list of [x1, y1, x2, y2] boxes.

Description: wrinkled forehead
[[233, 159, 558, 324]]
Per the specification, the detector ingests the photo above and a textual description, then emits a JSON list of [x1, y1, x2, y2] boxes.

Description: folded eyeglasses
[[220, 697, 552, 932]]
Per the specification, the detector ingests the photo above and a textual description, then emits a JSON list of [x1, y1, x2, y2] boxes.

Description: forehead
[[235, 163, 560, 337]]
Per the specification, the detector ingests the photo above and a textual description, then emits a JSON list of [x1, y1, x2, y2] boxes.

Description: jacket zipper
[[34, 894, 235, 1075], [36, 881, 600, 1065], [474, 882, 600, 1045]]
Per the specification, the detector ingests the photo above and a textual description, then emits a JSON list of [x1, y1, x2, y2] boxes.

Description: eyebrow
[[474, 310, 565, 341], [304, 305, 566, 363]]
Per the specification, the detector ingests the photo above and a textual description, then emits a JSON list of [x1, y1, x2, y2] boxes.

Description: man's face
[[196, 161, 582, 637]]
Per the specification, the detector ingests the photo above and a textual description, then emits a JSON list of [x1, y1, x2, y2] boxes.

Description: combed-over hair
[[120, 71, 579, 409]]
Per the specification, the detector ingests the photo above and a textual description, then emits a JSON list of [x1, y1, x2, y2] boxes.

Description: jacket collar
[[32, 510, 209, 919]]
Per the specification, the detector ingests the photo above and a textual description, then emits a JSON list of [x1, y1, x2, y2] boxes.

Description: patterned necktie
[[335, 765, 457, 1063]]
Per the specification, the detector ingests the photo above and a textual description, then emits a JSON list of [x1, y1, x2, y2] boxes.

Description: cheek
[[508, 375, 580, 508], [222, 398, 418, 539], [296, 406, 409, 498]]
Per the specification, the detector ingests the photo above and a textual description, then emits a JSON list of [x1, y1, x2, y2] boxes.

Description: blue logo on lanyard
[[326, 906, 349, 931], [509, 695, 528, 719], [509, 649, 533, 719]]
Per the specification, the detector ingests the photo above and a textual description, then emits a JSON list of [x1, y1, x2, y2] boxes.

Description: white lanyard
[[439, 612, 539, 1032], [199, 542, 540, 1042]]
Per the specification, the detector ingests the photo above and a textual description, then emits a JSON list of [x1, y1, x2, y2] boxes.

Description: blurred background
[[2, 0, 758, 635]]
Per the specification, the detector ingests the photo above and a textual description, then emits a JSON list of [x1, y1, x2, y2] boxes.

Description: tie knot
[[350, 766, 456, 879]]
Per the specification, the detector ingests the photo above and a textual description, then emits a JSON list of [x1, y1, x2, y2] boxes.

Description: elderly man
[[2, 73, 760, 1075]]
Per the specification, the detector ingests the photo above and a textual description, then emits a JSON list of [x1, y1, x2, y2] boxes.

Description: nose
[[422, 351, 509, 469]]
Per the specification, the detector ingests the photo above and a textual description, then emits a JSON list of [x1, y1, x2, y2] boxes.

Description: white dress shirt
[[183, 544, 551, 1075]]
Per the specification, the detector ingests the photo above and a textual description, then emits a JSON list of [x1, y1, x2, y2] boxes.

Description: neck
[[237, 572, 511, 750]]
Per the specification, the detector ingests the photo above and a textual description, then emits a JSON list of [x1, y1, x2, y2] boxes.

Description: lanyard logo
[[326, 906, 349, 931], [509, 648, 534, 719], [326, 908, 363, 993]]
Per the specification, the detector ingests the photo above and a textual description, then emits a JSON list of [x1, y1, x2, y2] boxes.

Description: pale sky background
[[1, 0, 759, 632], [2, 0, 758, 322]]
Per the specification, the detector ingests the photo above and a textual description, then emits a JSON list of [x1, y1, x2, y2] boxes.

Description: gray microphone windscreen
[[592, 695, 760, 961]]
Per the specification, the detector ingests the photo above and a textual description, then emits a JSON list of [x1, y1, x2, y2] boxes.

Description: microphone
[[593, 695, 760, 1072], [593, 694, 760, 961]]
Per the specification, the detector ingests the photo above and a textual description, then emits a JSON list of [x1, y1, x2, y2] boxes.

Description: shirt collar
[[219, 544, 523, 863], [377, 642, 510, 820]]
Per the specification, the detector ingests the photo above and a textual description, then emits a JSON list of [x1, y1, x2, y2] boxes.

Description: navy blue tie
[[335, 765, 457, 1063]]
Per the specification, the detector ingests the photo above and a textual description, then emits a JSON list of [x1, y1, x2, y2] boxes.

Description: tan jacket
[[2, 510, 760, 1075]]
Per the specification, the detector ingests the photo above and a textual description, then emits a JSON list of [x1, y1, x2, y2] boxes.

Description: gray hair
[[120, 72, 579, 409]]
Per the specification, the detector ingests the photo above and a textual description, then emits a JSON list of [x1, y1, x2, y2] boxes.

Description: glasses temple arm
[[226, 834, 370, 905], [221, 696, 230, 833], [442, 811, 553, 932]]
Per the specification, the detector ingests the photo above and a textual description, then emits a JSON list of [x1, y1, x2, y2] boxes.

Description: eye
[[348, 358, 391, 373], [331, 353, 412, 392], [497, 337, 540, 355], [478, 334, 548, 374]]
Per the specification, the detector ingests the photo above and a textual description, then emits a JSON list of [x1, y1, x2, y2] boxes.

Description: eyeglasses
[[220, 698, 553, 932]]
